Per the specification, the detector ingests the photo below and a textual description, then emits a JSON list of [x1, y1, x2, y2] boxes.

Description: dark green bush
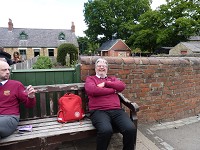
[[33, 56, 53, 69], [57, 43, 78, 66]]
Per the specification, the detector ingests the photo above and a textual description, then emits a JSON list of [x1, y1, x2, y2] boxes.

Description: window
[[48, 49, 54, 56], [58, 32, 65, 40], [118, 52, 126, 57], [19, 49, 27, 60], [181, 50, 187, 54], [33, 49, 40, 57], [19, 31, 28, 40]]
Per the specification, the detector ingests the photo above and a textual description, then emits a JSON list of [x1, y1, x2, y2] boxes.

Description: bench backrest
[[20, 83, 87, 120]]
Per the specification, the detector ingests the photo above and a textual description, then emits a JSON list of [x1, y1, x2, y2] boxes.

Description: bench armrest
[[118, 93, 139, 127], [118, 93, 139, 112]]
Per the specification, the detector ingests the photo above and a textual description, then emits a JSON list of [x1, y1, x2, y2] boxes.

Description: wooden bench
[[0, 83, 139, 150]]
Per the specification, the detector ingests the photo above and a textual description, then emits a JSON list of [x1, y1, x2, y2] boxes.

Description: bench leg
[[39, 137, 48, 150]]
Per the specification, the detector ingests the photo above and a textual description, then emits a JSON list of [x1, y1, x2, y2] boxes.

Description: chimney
[[8, 18, 13, 31], [71, 22, 75, 33]]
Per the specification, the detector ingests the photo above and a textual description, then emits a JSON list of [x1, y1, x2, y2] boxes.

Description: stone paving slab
[[138, 114, 200, 150], [136, 130, 160, 150], [58, 130, 160, 150]]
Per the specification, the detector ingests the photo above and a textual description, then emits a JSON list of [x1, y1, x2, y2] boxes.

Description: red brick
[[122, 57, 135, 64], [80, 56, 200, 123]]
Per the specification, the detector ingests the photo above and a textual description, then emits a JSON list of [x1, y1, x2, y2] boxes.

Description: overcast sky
[[0, 0, 166, 37]]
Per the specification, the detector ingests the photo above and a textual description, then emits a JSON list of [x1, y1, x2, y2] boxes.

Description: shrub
[[57, 43, 78, 66], [33, 56, 53, 69]]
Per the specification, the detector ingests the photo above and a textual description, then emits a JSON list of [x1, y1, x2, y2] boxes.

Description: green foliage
[[130, 29, 157, 53], [77, 36, 99, 55], [57, 44, 68, 65], [70, 60, 78, 68], [126, 10, 162, 52], [57, 43, 78, 66], [156, 0, 200, 46], [126, 0, 200, 53], [77, 37, 90, 54], [32, 56, 52, 69], [83, 0, 200, 54], [83, 0, 151, 44]]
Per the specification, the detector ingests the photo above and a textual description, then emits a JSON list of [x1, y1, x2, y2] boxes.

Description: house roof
[[98, 39, 131, 52], [98, 39, 119, 51], [0, 27, 78, 48], [181, 41, 200, 52], [188, 36, 200, 41]]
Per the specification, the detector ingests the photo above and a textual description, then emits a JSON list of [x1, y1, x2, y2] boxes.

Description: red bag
[[57, 93, 85, 123]]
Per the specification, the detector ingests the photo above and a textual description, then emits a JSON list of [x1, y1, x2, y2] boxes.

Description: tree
[[83, 0, 200, 54], [57, 43, 78, 66], [128, 0, 200, 53], [127, 10, 162, 52], [157, 0, 200, 46], [83, 0, 151, 44], [77, 36, 90, 54], [77, 36, 100, 55]]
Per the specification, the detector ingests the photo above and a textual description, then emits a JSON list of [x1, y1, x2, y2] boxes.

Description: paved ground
[[135, 130, 160, 150], [138, 114, 200, 150], [58, 130, 159, 150]]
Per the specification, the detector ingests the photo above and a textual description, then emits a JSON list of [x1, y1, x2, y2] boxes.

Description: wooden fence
[[11, 56, 39, 70]]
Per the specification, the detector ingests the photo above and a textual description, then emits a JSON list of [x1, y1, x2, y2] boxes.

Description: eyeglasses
[[96, 65, 108, 68]]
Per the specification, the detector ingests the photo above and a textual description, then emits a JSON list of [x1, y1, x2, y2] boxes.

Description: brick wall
[[80, 56, 200, 123]]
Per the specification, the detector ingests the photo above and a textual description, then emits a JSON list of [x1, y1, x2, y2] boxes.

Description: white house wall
[[169, 43, 193, 55]]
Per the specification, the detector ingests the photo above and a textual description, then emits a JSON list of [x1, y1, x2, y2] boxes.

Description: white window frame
[[32, 48, 41, 57], [18, 48, 27, 60]]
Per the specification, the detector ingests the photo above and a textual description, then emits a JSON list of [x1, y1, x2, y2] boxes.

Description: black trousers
[[90, 109, 136, 150]]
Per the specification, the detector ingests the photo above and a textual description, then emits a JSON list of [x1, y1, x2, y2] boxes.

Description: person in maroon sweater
[[85, 58, 136, 150], [0, 60, 36, 138]]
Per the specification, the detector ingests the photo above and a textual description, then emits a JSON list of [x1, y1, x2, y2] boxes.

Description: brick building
[[98, 39, 131, 57]]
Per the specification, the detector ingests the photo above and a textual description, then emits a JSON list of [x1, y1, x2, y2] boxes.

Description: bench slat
[[0, 118, 95, 144], [19, 117, 57, 125], [0, 126, 96, 146], [34, 83, 84, 93]]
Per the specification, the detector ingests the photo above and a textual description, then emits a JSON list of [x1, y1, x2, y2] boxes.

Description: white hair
[[95, 58, 108, 67]]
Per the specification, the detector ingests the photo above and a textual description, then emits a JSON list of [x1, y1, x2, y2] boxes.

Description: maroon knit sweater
[[85, 76, 126, 111], [0, 80, 36, 115]]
